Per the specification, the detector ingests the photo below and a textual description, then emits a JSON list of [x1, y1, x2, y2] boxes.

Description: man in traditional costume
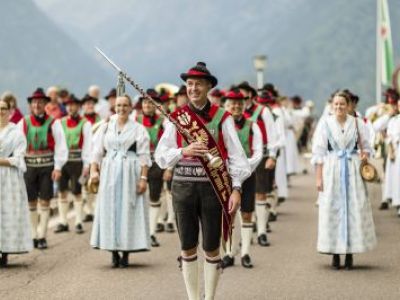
[[221, 89, 262, 269], [259, 92, 289, 207], [82, 94, 102, 222], [136, 89, 170, 246], [18, 88, 68, 249], [209, 89, 224, 107], [104, 88, 117, 116], [175, 85, 189, 109], [372, 88, 399, 210], [238, 81, 277, 246], [54, 95, 92, 234], [387, 96, 400, 217], [155, 62, 250, 300]]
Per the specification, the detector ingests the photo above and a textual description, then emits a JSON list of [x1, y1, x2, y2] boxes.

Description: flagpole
[[376, 0, 382, 104]]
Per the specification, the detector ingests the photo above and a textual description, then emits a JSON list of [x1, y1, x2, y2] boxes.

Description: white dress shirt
[[155, 114, 251, 187]]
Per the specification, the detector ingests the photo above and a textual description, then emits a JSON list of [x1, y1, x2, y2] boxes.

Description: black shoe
[[120, 252, 129, 268], [112, 251, 120, 268], [54, 223, 69, 233], [151, 235, 160, 247], [83, 214, 94, 223], [278, 197, 286, 204], [0, 254, 8, 267], [266, 223, 272, 233], [344, 254, 353, 270], [221, 255, 234, 268], [75, 224, 84, 234], [37, 238, 48, 250], [165, 223, 175, 233], [331, 254, 340, 270], [33, 239, 39, 249], [241, 254, 253, 268], [257, 234, 270, 247], [268, 213, 277, 222], [155, 223, 165, 233], [379, 202, 389, 210]]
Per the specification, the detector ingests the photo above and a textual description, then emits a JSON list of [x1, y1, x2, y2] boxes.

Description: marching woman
[[0, 98, 32, 267], [311, 91, 376, 270], [89, 95, 152, 268]]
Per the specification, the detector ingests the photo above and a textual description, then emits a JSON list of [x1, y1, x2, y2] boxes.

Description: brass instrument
[[95, 47, 223, 169], [87, 177, 99, 194]]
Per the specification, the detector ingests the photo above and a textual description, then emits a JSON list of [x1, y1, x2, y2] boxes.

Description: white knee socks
[[149, 205, 160, 236], [204, 255, 221, 300], [255, 200, 267, 236], [58, 197, 69, 225], [181, 254, 199, 300], [37, 205, 50, 239], [29, 208, 38, 239], [74, 195, 84, 225], [241, 223, 253, 257]]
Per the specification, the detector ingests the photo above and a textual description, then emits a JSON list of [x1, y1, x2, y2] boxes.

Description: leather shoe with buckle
[[37, 238, 48, 250], [268, 213, 277, 222], [155, 223, 165, 233], [54, 223, 69, 233], [120, 252, 129, 268], [75, 224, 84, 234], [332, 254, 340, 270], [221, 255, 234, 268], [165, 223, 175, 233], [379, 202, 389, 210], [344, 254, 353, 270], [0, 254, 8, 267], [257, 234, 270, 247], [112, 251, 120, 268], [151, 235, 160, 247], [83, 214, 94, 223], [241, 254, 253, 268]]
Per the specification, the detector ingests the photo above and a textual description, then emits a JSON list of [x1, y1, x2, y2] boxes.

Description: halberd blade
[[95, 47, 122, 73]]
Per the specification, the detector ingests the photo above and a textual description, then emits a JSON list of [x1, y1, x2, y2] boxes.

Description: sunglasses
[[0, 107, 10, 111]]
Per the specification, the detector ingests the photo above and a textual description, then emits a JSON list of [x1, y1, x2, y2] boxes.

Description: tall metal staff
[[95, 47, 222, 169]]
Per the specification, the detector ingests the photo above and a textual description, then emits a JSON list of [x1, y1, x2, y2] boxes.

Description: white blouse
[[248, 122, 263, 173], [91, 115, 152, 167], [0, 123, 27, 172], [311, 115, 372, 165]]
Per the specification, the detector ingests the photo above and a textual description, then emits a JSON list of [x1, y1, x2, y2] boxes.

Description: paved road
[[1, 169, 400, 299]]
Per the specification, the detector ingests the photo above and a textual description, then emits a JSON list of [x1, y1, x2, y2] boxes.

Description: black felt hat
[[81, 94, 98, 104], [139, 88, 162, 103], [64, 94, 82, 105], [27, 88, 50, 103], [105, 88, 117, 100], [236, 81, 257, 97], [180, 62, 218, 88]]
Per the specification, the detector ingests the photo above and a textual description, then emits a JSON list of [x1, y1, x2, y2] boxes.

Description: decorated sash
[[171, 105, 232, 242]]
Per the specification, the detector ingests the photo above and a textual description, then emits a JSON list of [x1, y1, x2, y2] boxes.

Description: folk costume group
[[0, 60, 381, 299]]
